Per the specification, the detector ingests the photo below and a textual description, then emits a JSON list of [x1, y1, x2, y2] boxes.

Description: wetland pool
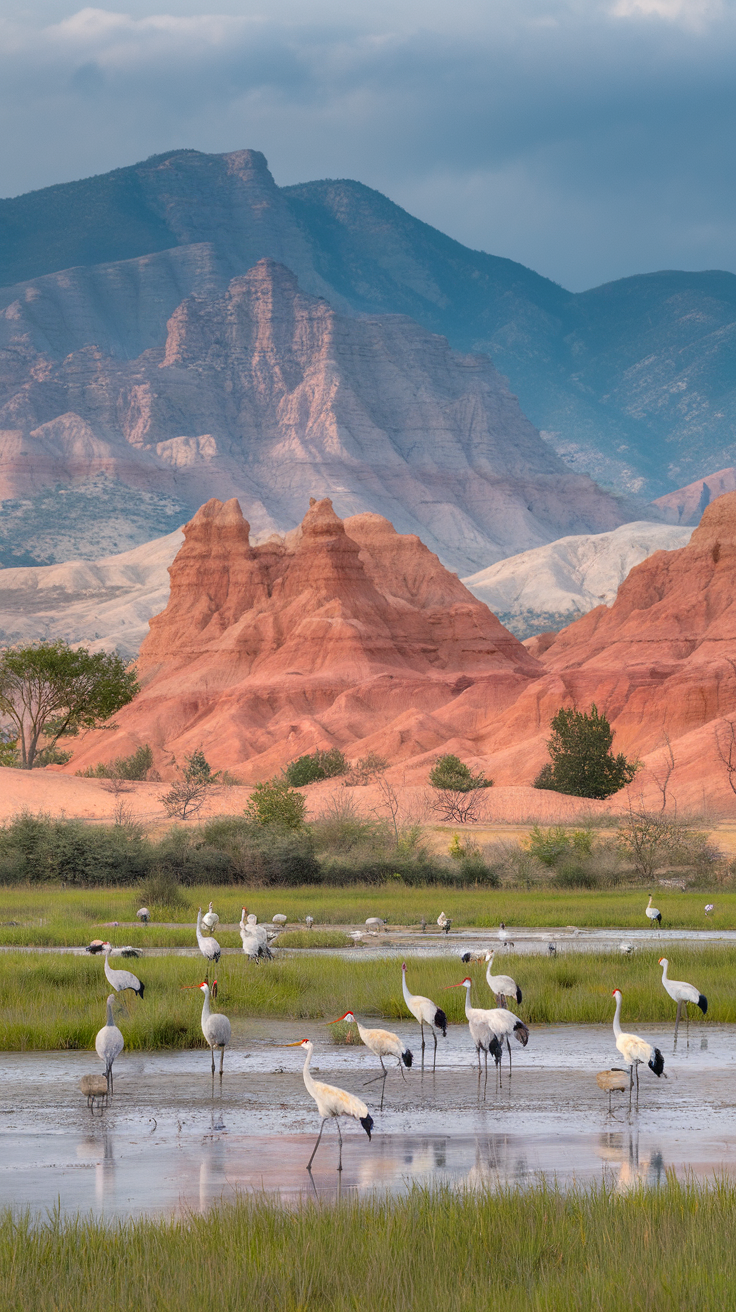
[[0, 1019, 735, 1219]]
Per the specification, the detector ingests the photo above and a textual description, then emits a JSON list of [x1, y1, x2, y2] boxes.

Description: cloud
[[0, 1, 734, 290]]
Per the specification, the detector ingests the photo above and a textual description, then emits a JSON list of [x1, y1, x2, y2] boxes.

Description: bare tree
[[648, 732, 676, 813], [100, 767, 134, 797], [714, 719, 736, 795], [429, 788, 486, 824], [372, 774, 402, 845]]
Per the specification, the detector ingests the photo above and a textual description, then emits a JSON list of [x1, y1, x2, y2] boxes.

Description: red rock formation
[[68, 491, 736, 814]]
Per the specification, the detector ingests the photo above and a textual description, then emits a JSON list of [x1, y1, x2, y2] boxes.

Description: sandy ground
[[0, 1018, 733, 1219]]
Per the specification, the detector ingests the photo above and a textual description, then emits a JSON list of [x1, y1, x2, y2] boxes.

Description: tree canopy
[[428, 754, 492, 793], [0, 641, 139, 770], [534, 704, 637, 799]]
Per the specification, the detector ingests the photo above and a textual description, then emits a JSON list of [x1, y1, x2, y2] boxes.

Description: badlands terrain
[[52, 488, 736, 818]]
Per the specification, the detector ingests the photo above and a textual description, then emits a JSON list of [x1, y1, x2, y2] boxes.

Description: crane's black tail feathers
[[513, 1021, 529, 1047], [434, 1008, 448, 1037], [698, 994, 708, 1014], [136, 983, 145, 1000], [489, 1035, 502, 1065], [402, 1049, 413, 1068], [460, 952, 471, 963], [655, 913, 662, 924], [360, 1114, 374, 1141], [649, 1047, 665, 1077], [516, 987, 523, 1005], [213, 950, 222, 964]]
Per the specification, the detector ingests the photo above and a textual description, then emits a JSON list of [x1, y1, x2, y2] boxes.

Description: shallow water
[[0, 1018, 734, 1219]]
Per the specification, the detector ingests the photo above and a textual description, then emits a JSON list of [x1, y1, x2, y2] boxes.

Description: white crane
[[365, 917, 387, 934], [196, 908, 221, 965], [498, 922, 514, 949], [305, 916, 314, 930], [272, 914, 288, 926], [449, 978, 529, 1082], [239, 907, 272, 961], [437, 913, 452, 934], [201, 902, 219, 933], [484, 950, 522, 1007], [611, 988, 665, 1103], [101, 943, 144, 998], [704, 903, 715, 917], [645, 895, 662, 929], [659, 957, 707, 1042], [287, 1039, 374, 1171], [444, 978, 501, 1076], [136, 907, 150, 924], [194, 980, 231, 1076], [95, 994, 125, 1093], [400, 962, 447, 1069], [329, 1011, 412, 1080]]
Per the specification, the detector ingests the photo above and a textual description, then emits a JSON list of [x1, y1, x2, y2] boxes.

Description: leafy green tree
[[284, 748, 348, 787], [246, 779, 307, 830], [159, 747, 220, 820], [428, 754, 492, 793], [534, 705, 637, 799], [0, 641, 139, 769]]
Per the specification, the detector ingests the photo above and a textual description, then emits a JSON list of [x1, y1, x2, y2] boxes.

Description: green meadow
[[0, 1178, 733, 1311]]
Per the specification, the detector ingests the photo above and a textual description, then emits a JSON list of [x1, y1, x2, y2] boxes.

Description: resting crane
[[287, 1039, 374, 1171]]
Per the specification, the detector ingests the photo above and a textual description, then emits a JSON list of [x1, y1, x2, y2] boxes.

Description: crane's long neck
[[401, 970, 413, 1009], [612, 993, 623, 1038], [485, 962, 494, 989], [106, 997, 115, 1027], [104, 951, 113, 983], [302, 1044, 318, 1099], [660, 960, 669, 982], [201, 988, 211, 1025], [356, 1020, 370, 1044], [647, 896, 653, 909], [464, 983, 473, 1018]]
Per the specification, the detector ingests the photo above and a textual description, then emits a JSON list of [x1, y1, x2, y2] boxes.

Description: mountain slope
[[3, 147, 732, 499], [0, 259, 630, 573]]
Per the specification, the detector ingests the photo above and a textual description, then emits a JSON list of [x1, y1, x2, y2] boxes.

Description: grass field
[[0, 1178, 733, 1311], [0, 884, 734, 946], [0, 947, 731, 1049]]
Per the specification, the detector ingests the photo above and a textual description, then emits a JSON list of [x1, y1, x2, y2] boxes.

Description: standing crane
[[498, 923, 514, 949], [448, 978, 528, 1083], [95, 994, 125, 1094], [611, 988, 665, 1104], [484, 951, 522, 1007], [101, 943, 144, 998], [201, 902, 219, 933], [193, 980, 231, 1076], [659, 958, 707, 1043], [401, 962, 447, 1069], [305, 916, 314, 930], [704, 903, 715, 917], [645, 895, 662, 929], [239, 908, 272, 961], [286, 1039, 374, 1171], [329, 1012, 412, 1081], [444, 978, 501, 1078], [437, 913, 452, 934], [196, 908, 221, 965]]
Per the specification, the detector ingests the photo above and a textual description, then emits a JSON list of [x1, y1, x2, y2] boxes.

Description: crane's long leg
[[432, 1027, 438, 1073], [307, 1119, 326, 1170], [506, 1037, 512, 1079], [628, 1065, 633, 1110], [674, 999, 682, 1048], [220, 1045, 225, 1076], [397, 1057, 407, 1082], [211, 1045, 216, 1076], [685, 1001, 690, 1047], [336, 1119, 343, 1173]]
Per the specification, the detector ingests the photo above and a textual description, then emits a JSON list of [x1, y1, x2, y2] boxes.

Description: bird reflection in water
[[597, 1131, 666, 1190], [93, 1134, 115, 1209]]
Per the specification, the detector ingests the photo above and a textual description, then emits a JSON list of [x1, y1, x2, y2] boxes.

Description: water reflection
[[597, 1131, 666, 1190]]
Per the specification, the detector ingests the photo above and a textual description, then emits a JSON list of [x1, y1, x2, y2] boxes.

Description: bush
[[138, 867, 187, 910], [428, 754, 492, 793], [0, 813, 149, 886], [528, 825, 594, 867], [310, 794, 389, 856], [160, 747, 221, 820], [344, 753, 388, 786], [534, 705, 637, 799], [202, 816, 320, 886], [284, 749, 347, 787], [246, 779, 307, 830]]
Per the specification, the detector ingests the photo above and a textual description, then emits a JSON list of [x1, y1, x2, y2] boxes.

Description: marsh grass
[[0, 885, 735, 945], [275, 929, 352, 949], [1, 1178, 735, 1311], [0, 947, 733, 1048]]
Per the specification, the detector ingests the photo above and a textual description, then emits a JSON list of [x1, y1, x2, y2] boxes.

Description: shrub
[[428, 754, 492, 793], [534, 705, 637, 799], [310, 793, 389, 855], [528, 825, 594, 867], [160, 747, 220, 820], [0, 813, 149, 886], [246, 779, 307, 830], [138, 867, 187, 910], [284, 749, 347, 787], [202, 817, 320, 886], [344, 753, 388, 786]]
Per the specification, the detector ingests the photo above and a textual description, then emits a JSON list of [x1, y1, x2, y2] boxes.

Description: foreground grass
[[1, 1178, 734, 1311], [0, 947, 732, 1049], [0, 884, 734, 945]]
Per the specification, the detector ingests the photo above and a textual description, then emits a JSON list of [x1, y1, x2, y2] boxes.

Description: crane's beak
[[442, 982, 465, 990], [283, 1040, 307, 1047]]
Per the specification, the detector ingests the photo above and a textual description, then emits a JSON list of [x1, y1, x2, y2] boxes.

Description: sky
[[1, 0, 734, 291]]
